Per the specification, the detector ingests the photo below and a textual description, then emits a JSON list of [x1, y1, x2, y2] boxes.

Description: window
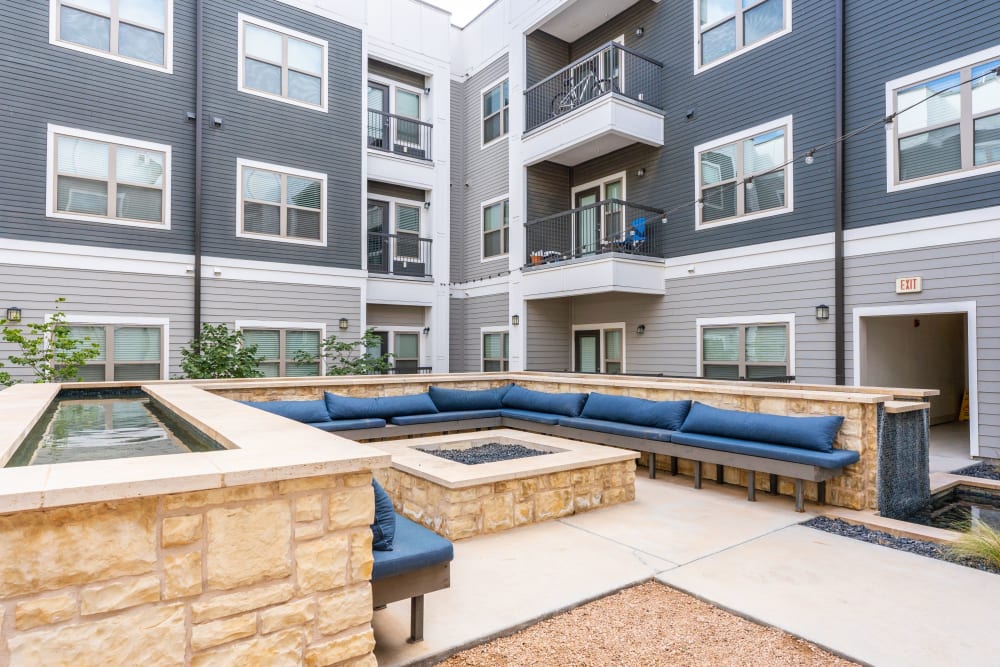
[[888, 47, 1000, 189], [482, 79, 509, 145], [699, 318, 792, 380], [51, 0, 172, 71], [393, 333, 420, 373], [47, 125, 170, 228], [696, 0, 789, 70], [237, 159, 326, 245], [240, 326, 322, 377], [482, 198, 509, 259], [238, 15, 328, 111], [482, 331, 509, 371], [66, 323, 164, 381], [572, 324, 625, 374], [696, 117, 792, 227]]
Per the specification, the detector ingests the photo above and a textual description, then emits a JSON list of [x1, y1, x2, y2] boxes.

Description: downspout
[[193, 0, 204, 341], [834, 0, 846, 385]]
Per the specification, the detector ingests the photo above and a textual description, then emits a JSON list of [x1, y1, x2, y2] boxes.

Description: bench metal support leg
[[408, 595, 424, 643], [794, 479, 804, 512], [747, 471, 756, 501], [670, 457, 678, 476], [694, 461, 702, 489], [716, 464, 724, 484], [818, 481, 826, 505], [769, 474, 779, 495], [648, 453, 657, 479]]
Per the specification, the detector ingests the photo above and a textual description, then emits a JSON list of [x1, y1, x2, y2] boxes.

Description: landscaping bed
[[422, 442, 552, 465], [950, 461, 1000, 481]]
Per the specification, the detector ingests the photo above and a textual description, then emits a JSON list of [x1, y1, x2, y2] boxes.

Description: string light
[[804, 149, 815, 165]]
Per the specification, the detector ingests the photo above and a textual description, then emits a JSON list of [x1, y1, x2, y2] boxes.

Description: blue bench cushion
[[372, 480, 396, 551], [372, 513, 454, 580], [671, 432, 860, 469], [390, 410, 501, 426], [241, 399, 330, 424], [500, 408, 562, 425], [559, 416, 672, 441], [680, 402, 844, 452], [310, 418, 387, 432], [324, 392, 438, 421], [502, 385, 588, 417], [428, 385, 512, 412], [581, 393, 691, 431]]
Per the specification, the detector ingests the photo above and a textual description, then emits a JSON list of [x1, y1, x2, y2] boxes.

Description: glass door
[[603, 179, 623, 243], [574, 330, 601, 373], [367, 82, 389, 149], [394, 89, 421, 154], [366, 199, 389, 273], [574, 186, 600, 256]]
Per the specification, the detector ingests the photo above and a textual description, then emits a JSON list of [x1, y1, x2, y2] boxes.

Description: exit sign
[[896, 277, 923, 294]]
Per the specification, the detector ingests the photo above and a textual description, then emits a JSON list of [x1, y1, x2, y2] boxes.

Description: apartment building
[[0, 0, 998, 459]]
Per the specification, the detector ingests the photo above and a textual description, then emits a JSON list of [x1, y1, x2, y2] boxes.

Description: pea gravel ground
[[437, 581, 856, 667]]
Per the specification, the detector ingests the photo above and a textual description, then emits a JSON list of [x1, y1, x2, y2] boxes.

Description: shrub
[[949, 519, 1000, 570], [0, 298, 101, 386], [295, 329, 393, 376], [180, 324, 264, 379]]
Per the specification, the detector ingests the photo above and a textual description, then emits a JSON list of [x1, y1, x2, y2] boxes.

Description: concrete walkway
[[373, 473, 1000, 667]]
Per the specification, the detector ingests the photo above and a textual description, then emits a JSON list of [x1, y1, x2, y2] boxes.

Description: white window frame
[[368, 326, 427, 370], [570, 322, 627, 374], [50, 0, 174, 73], [367, 194, 426, 238], [237, 14, 329, 113], [693, 0, 791, 74], [694, 115, 794, 229], [695, 314, 795, 378], [52, 314, 170, 381], [480, 326, 510, 372], [480, 194, 510, 261], [480, 76, 510, 148], [235, 158, 327, 246], [46, 124, 172, 230], [885, 44, 1000, 192], [235, 320, 327, 376]]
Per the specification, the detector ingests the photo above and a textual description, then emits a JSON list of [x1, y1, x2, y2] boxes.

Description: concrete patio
[[374, 470, 1000, 667]]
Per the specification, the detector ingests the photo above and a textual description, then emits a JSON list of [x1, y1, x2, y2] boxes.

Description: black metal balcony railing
[[524, 199, 665, 266], [367, 109, 432, 161], [524, 42, 664, 133], [367, 232, 432, 277]]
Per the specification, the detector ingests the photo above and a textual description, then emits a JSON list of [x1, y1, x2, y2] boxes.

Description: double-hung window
[[889, 48, 1000, 189], [241, 327, 322, 377], [482, 198, 509, 259], [697, 0, 789, 70], [701, 320, 790, 380], [67, 323, 165, 381], [48, 125, 170, 228], [482, 79, 509, 145], [237, 160, 326, 245], [239, 15, 328, 111], [482, 331, 509, 371], [697, 117, 792, 227], [52, 0, 172, 70], [369, 330, 421, 373]]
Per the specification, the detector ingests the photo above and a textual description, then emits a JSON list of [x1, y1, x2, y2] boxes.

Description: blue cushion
[[242, 400, 331, 424], [499, 408, 562, 425], [679, 402, 844, 452], [324, 392, 438, 420], [372, 513, 454, 580], [390, 410, 501, 426], [559, 416, 669, 440], [428, 385, 512, 412], [371, 480, 396, 551], [670, 432, 860, 469], [501, 385, 588, 417], [310, 418, 387, 432], [581, 393, 691, 430]]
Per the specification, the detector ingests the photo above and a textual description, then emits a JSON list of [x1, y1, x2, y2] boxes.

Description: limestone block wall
[[0, 473, 378, 667]]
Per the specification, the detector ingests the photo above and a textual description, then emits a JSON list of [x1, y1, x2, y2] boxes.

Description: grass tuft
[[949, 519, 1000, 569]]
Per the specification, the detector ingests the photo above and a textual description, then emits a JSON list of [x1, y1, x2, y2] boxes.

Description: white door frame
[[853, 301, 978, 457], [570, 322, 626, 373]]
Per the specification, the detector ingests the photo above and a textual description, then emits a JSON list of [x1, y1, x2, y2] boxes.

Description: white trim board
[[450, 275, 510, 299], [695, 314, 796, 378], [852, 302, 979, 457]]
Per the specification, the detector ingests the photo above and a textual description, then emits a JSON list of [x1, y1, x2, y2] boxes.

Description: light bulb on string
[[804, 150, 815, 165]]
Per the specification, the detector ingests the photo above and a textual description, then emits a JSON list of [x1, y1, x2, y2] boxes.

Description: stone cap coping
[[0, 383, 389, 515], [883, 401, 931, 414], [822, 507, 958, 544], [371, 428, 639, 489], [930, 472, 1000, 495]]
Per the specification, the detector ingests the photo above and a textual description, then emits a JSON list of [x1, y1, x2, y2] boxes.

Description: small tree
[[0, 298, 101, 386], [180, 324, 264, 379], [296, 329, 393, 376]]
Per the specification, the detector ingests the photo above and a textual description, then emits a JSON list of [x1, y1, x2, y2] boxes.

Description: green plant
[[0, 298, 101, 386], [180, 324, 264, 379], [296, 329, 393, 376], [949, 519, 1000, 569]]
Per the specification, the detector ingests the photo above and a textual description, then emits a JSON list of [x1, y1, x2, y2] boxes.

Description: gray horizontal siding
[[366, 304, 425, 328], [369, 181, 426, 202], [450, 293, 508, 371], [449, 297, 466, 370], [526, 162, 570, 222], [526, 30, 569, 87], [525, 298, 570, 372], [449, 80, 466, 283], [369, 59, 425, 89]]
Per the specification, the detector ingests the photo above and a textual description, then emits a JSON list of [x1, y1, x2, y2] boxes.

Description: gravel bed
[[422, 443, 552, 465], [950, 461, 1000, 481], [804, 517, 1000, 575], [437, 581, 857, 667]]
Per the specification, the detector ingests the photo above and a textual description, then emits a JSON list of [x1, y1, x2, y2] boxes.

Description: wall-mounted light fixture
[[636, 168, 646, 177], [635, 27, 644, 37], [815, 304, 830, 321], [5, 306, 21, 322], [511, 314, 520, 326], [422, 327, 430, 335], [635, 324, 646, 335], [424, 87, 431, 95], [423, 201, 431, 209], [339, 318, 349, 330]]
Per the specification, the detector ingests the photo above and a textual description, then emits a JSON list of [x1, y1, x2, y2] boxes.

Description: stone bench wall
[[0, 473, 378, 666]]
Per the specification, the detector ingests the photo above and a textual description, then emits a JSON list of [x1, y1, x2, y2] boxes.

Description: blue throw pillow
[[371, 479, 396, 551], [428, 385, 512, 412], [501, 385, 588, 417], [581, 393, 691, 431], [324, 393, 380, 420], [241, 400, 331, 424], [679, 402, 844, 452], [324, 391, 438, 420]]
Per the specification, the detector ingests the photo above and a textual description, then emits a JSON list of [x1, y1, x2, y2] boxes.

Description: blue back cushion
[[428, 385, 511, 412], [241, 399, 331, 424], [324, 391, 438, 420], [501, 385, 588, 417], [679, 402, 844, 452], [371, 479, 396, 551], [581, 393, 691, 431]]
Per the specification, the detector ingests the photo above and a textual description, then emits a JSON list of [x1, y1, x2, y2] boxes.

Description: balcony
[[367, 109, 432, 161], [522, 42, 664, 166], [367, 232, 432, 278]]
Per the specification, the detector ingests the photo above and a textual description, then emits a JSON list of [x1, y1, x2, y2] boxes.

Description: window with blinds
[[395, 204, 421, 258], [242, 328, 321, 377], [483, 332, 509, 371], [54, 0, 172, 70], [239, 160, 326, 244], [393, 333, 419, 373], [482, 199, 509, 258], [239, 15, 327, 111], [702, 323, 788, 380], [67, 324, 162, 381]]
